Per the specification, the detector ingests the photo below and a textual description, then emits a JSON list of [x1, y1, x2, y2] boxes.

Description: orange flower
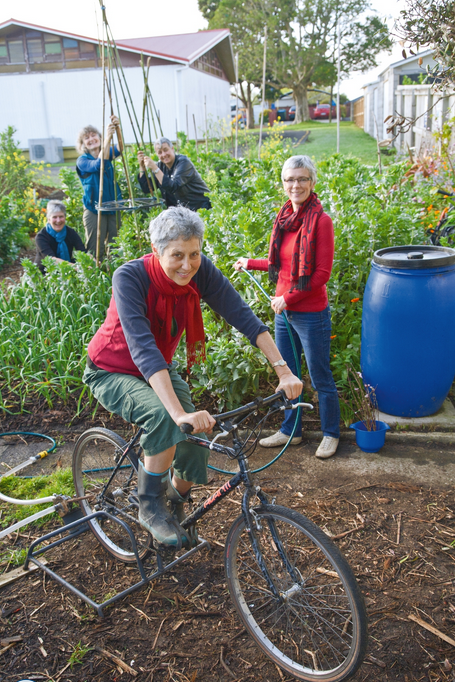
[[427, 205, 433, 211], [330, 335, 336, 339], [333, 354, 337, 358], [351, 297, 360, 303]]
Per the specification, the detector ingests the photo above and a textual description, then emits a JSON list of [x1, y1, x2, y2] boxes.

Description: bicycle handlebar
[[179, 391, 313, 434]]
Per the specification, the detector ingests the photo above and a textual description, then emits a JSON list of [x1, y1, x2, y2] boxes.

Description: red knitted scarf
[[268, 192, 323, 291], [143, 254, 205, 369]]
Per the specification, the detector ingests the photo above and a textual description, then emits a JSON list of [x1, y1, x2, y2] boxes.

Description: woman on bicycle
[[83, 206, 302, 548], [234, 155, 340, 459]]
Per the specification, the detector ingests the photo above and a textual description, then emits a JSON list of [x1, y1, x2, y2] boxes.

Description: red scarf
[[268, 192, 323, 291], [144, 254, 205, 369]]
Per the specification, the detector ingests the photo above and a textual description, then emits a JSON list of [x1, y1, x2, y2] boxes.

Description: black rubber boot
[[167, 475, 198, 547], [138, 462, 181, 547]]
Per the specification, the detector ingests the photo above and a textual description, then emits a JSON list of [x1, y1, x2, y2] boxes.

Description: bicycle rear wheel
[[225, 504, 367, 682], [72, 427, 152, 563]]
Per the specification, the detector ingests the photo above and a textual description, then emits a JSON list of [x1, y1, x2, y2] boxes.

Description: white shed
[[0, 19, 235, 159]]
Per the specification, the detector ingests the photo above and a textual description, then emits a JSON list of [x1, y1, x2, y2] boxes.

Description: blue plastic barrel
[[361, 245, 455, 417]]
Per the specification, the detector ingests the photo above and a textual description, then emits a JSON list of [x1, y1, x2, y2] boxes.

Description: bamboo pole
[[193, 114, 199, 158], [234, 53, 239, 159], [96, 11, 106, 267], [258, 27, 267, 157], [204, 96, 208, 154]]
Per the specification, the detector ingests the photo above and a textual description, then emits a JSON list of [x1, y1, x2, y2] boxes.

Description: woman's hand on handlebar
[[176, 410, 216, 434], [276, 369, 303, 401], [233, 257, 249, 272]]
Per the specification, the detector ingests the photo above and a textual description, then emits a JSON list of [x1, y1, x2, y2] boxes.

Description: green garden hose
[[207, 268, 303, 475]]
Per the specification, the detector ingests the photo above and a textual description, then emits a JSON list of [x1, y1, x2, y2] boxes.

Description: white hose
[[0, 491, 57, 505], [0, 505, 57, 540]]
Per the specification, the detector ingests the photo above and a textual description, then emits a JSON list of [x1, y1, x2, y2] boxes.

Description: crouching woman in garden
[[83, 206, 302, 548], [34, 200, 86, 274], [234, 155, 340, 459]]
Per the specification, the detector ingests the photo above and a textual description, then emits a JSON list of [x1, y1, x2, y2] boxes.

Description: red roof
[[117, 30, 231, 64], [0, 19, 235, 81]]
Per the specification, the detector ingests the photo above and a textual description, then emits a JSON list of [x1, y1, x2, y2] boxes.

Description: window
[[27, 38, 44, 62], [8, 39, 25, 63], [191, 49, 225, 80], [44, 33, 62, 56], [0, 39, 7, 64], [79, 41, 94, 56], [63, 37, 79, 60]]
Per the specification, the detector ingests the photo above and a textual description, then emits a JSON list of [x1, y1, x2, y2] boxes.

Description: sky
[[3, 0, 408, 100]]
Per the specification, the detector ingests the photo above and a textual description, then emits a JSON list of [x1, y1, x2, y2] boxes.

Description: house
[[0, 19, 235, 161], [361, 50, 455, 152]]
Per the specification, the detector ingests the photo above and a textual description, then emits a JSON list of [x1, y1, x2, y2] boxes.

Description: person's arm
[[137, 151, 157, 195], [233, 257, 268, 272], [36, 231, 70, 266], [148, 370, 215, 433], [255, 331, 303, 400]]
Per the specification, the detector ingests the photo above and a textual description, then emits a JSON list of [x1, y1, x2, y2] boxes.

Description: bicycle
[[427, 189, 455, 246], [70, 389, 367, 681]]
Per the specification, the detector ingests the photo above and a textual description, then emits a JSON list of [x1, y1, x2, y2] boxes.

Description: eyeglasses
[[283, 177, 311, 185]]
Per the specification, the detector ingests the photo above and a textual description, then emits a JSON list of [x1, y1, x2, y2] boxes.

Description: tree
[[202, 0, 392, 124], [199, 0, 265, 129], [396, 0, 455, 90], [262, 0, 392, 122]]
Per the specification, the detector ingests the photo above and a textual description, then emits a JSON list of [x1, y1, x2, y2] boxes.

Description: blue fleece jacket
[[76, 146, 122, 215]]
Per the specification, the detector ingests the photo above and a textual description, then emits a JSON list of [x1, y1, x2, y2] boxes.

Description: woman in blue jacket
[[76, 115, 123, 259]]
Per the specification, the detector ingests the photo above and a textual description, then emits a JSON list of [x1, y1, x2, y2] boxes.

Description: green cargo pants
[[83, 364, 209, 484]]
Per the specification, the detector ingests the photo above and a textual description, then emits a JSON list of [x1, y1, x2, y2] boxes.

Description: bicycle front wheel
[[72, 427, 152, 563], [225, 505, 367, 682]]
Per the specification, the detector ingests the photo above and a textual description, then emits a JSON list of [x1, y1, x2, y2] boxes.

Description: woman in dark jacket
[[137, 137, 211, 211], [35, 200, 86, 274]]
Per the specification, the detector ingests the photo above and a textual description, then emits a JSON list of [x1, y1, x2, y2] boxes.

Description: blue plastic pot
[[349, 420, 390, 453]]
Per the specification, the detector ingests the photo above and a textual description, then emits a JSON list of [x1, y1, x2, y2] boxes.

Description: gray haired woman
[[34, 200, 86, 273], [76, 115, 123, 259], [234, 155, 341, 459], [83, 206, 302, 549], [137, 137, 211, 211]]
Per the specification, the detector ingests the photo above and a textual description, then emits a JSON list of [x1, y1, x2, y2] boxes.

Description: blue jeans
[[275, 306, 340, 438]]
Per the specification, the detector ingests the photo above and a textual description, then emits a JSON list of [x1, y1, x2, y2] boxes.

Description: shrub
[[0, 126, 30, 197]]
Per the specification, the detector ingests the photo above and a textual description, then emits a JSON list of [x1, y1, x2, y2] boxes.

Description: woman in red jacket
[[234, 155, 340, 459]]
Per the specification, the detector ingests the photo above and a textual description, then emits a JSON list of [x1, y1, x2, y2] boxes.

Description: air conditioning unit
[[28, 138, 64, 164]]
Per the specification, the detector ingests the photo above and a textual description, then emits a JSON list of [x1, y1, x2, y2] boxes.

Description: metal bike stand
[[24, 512, 210, 617]]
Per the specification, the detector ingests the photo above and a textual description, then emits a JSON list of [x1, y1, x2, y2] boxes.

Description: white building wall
[[0, 64, 231, 149]]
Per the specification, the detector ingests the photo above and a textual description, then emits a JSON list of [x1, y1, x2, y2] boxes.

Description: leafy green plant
[[68, 641, 92, 669], [0, 126, 30, 197], [0, 193, 30, 268]]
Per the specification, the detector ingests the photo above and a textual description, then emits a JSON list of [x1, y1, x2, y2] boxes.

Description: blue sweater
[[76, 146, 122, 214]]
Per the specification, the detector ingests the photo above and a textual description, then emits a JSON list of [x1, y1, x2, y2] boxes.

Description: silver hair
[[76, 124, 101, 155], [149, 206, 204, 255], [46, 200, 67, 217], [281, 155, 317, 184], [154, 137, 174, 149]]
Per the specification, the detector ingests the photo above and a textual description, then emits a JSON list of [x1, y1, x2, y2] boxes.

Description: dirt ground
[[1, 422, 455, 682]]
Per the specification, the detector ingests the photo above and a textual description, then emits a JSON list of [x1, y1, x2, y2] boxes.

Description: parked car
[[288, 106, 296, 121], [312, 103, 337, 119]]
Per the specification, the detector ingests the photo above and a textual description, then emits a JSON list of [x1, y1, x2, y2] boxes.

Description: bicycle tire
[[72, 427, 153, 563], [225, 504, 367, 681]]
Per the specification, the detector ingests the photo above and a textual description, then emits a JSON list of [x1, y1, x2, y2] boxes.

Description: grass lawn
[[285, 121, 393, 166]]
